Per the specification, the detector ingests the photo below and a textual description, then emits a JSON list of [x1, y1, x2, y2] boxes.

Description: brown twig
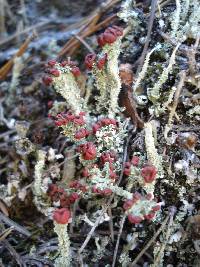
[[167, 70, 186, 126], [129, 207, 176, 267], [0, 211, 31, 237], [112, 214, 126, 267], [0, 226, 14, 241], [0, 31, 37, 80], [73, 34, 95, 54], [58, 13, 117, 57], [0, 20, 49, 47], [108, 206, 114, 242], [0, 0, 7, 38], [152, 209, 175, 267], [136, 0, 157, 73], [1, 239, 25, 267], [58, 0, 119, 58]]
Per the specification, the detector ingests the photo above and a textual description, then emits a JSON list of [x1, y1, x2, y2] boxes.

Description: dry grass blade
[[129, 207, 176, 267], [58, 0, 119, 58], [0, 226, 14, 241], [0, 211, 31, 237], [0, 31, 37, 80], [112, 214, 126, 267], [136, 0, 157, 73], [2, 239, 26, 267]]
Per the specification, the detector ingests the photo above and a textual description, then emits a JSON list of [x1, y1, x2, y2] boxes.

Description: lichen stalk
[[54, 223, 71, 267], [52, 71, 84, 114]]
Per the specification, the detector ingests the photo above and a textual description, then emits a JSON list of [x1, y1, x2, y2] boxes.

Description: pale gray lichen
[[170, 0, 181, 39], [133, 46, 158, 94], [52, 66, 84, 114], [170, 0, 200, 41], [118, 0, 140, 30], [95, 119, 128, 156], [93, 39, 122, 116], [92, 236, 110, 262], [147, 44, 180, 104], [54, 223, 71, 267], [33, 150, 53, 216], [144, 121, 163, 176], [10, 56, 24, 93]]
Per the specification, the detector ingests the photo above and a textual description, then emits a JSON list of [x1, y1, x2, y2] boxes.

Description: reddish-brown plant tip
[[48, 184, 58, 197], [48, 60, 57, 67], [97, 34, 106, 47], [97, 53, 107, 70], [144, 212, 155, 221], [47, 100, 53, 108], [71, 66, 81, 77], [102, 188, 112, 195], [97, 26, 123, 47], [123, 162, 131, 176], [69, 192, 79, 203], [53, 208, 71, 224], [128, 214, 143, 224], [49, 68, 60, 77], [123, 199, 133, 210], [132, 192, 142, 201], [131, 156, 140, 166], [141, 165, 157, 183], [103, 31, 117, 44], [74, 128, 89, 140], [79, 142, 97, 160], [112, 25, 123, 36], [109, 170, 117, 180], [152, 205, 161, 212], [82, 168, 89, 177], [60, 60, 68, 67], [42, 75, 53, 86], [85, 53, 96, 70]]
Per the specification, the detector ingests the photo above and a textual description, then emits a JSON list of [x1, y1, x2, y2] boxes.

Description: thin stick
[[0, 211, 31, 237], [136, 0, 157, 73], [0, 31, 37, 80], [0, 20, 49, 47], [73, 34, 95, 54], [129, 212, 172, 267], [108, 206, 114, 242], [168, 71, 186, 125], [0, 0, 6, 38], [57, 0, 118, 58], [2, 239, 25, 267], [112, 214, 126, 267], [0, 226, 14, 241], [152, 209, 175, 266]]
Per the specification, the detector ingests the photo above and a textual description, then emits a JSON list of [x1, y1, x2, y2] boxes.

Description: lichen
[[147, 44, 180, 104], [54, 223, 71, 267], [93, 39, 122, 116], [52, 66, 84, 114], [144, 121, 163, 176]]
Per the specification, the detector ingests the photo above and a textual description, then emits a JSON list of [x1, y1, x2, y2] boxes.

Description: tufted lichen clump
[[30, 0, 200, 266], [31, 24, 164, 266]]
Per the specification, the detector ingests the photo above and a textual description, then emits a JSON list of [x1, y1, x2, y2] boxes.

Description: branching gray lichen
[[52, 66, 84, 114], [93, 39, 122, 116], [54, 223, 71, 267], [144, 121, 163, 177], [33, 150, 52, 216], [147, 44, 180, 104], [170, 0, 200, 41]]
